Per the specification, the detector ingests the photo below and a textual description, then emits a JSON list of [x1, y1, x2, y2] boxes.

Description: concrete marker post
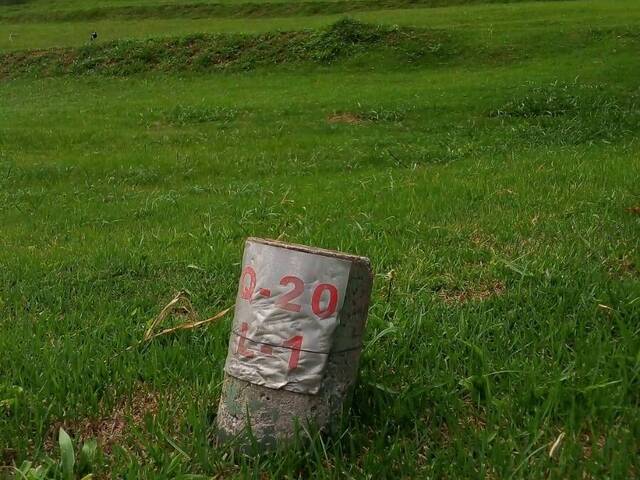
[[217, 238, 373, 449]]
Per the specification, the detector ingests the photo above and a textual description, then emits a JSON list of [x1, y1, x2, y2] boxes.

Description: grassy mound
[[2, 20, 638, 79], [0, 20, 456, 78], [489, 81, 640, 145]]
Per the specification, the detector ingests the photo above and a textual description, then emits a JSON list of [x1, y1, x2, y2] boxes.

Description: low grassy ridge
[[0, 20, 457, 77], [2, 19, 639, 78], [1, 0, 637, 52], [1, 0, 640, 478], [0, 0, 563, 22]]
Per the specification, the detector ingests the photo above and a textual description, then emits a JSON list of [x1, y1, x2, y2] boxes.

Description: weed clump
[[328, 105, 410, 124], [164, 105, 237, 125], [490, 81, 640, 144], [305, 18, 391, 62], [357, 106, 409, 122], [491, 81, 581, 118]]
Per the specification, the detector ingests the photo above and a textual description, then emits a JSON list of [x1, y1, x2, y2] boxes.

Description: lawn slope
[[0, 1, 639, 479]]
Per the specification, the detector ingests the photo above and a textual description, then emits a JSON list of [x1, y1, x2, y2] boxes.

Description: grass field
[[1, 0, 639, 51], [1, 0, 640, 478]]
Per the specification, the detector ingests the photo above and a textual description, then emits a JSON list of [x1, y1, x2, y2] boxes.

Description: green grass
[[1, 0, 639, 478], [0, 0, 566, 20], [2, 0, 639, 52]]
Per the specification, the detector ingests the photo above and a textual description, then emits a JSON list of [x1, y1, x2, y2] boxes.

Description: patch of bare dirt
[[438, 281, 505, 304], [327, 112, 364, 124], [459, 398, 487, 431], [469, 228, 497, 251], [47, 386, 161, 453], [606, 254, 638, 278], [619, 257, 638, 275], [580, 432, 606, 460], [1, 448, 17, 467]]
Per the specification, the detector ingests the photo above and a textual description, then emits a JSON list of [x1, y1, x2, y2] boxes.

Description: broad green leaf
[[78, 439, 98, 475], [58, 428, 75, 480]]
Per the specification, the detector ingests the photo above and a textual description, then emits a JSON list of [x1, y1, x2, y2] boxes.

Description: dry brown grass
[[437, 281, 505, 304], [626, 205, 640, 216], [326, 112, 364, 124]]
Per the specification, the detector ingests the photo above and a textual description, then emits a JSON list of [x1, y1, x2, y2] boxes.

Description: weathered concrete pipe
[[217, 238, 373, 449]]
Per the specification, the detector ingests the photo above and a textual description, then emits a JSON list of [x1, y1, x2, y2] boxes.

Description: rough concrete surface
[[217, 238, 373, 449]]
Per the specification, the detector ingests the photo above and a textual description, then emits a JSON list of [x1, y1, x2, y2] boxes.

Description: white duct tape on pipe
[[224, 240, 352, 394]]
